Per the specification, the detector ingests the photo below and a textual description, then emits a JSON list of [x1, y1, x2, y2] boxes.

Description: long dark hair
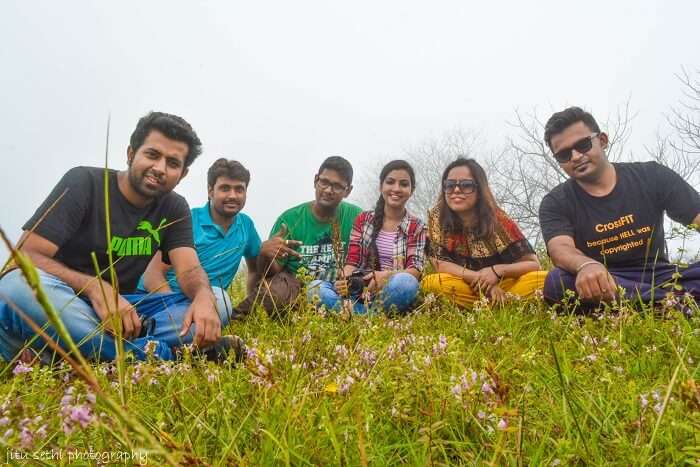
[[438, 158, 499, 239], [369, 160, 416, 268]]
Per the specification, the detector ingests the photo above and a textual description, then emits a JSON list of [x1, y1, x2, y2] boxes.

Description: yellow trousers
[[420, 271, 547, 307]]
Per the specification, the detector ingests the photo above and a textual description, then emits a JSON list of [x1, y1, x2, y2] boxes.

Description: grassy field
[[1, 279, 699, 466]]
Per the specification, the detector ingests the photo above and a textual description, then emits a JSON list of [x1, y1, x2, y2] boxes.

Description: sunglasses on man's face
[[552, 133, 599, 163], [443, 179, 478, 194]]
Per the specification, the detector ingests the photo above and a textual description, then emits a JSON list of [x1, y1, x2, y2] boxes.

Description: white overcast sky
[[1, 0, 699, 263]]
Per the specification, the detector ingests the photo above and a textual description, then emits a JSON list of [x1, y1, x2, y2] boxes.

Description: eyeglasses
[[552, 133, 599, 163], [443, 179, 478, 194], [316, 177, 348, 193]]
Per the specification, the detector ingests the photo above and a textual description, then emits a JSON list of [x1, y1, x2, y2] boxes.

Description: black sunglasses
[[443, 179, 478, 194], [553, 133, 599, 163]]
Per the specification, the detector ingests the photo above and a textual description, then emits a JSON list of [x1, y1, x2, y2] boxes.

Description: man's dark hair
[[207, 158, 251, 187], [317, 156, 354, 185], [544, 106, 601, 150], [129, 111, 203, 168]]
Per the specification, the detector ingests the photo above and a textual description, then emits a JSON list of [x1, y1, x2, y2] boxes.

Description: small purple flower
[[497, 418, 508, 431], [338, 375, 355, 395], [432, 335, 448, 355], [481, 382, 494, 396], [13, 361, 33, 375], [640, 394, 649, 410], [19, 427, 33, 449], [60, 394, 73, 408], [334, 345, 349, 360], [0, 417, 9, 427], [301, 331, 311, 344], [69, 405, 93, 428]]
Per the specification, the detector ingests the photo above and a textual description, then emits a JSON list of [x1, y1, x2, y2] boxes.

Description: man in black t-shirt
[[538, 106, 700, 309], [0, 112, 237, 363]]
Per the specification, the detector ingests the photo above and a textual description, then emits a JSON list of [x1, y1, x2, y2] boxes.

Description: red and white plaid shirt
[[345, 210, 427, 272]]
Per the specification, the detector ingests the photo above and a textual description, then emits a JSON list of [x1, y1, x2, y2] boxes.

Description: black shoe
[[202, 335, 246, 363]]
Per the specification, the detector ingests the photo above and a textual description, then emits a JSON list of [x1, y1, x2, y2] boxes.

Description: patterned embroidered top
[[426, 205, 534, 270], [346, 210, 427, 272]]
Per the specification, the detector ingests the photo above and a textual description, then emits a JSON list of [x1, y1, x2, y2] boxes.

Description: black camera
[[137, 317, 156, 338], [347, 269, 371, 296]]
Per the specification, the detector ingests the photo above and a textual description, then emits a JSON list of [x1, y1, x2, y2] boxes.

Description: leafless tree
[[645, 68, 700, 259]]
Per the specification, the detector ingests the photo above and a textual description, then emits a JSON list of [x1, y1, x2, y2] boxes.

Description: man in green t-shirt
[[236, 156, 362, 317]]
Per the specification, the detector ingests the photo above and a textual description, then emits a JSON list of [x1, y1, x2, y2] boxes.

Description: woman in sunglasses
[[421, 158, 546, 306], [308, 160, 426, 313]]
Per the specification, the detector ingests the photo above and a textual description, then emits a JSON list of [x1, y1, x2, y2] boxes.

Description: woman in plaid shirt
[[308, 160, 426, 314]]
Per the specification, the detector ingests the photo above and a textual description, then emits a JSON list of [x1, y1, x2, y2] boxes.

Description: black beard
[[128, 169, 163, 200]]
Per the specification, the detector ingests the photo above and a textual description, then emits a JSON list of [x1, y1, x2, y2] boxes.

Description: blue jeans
[[307, 272, 419, 314], [0, 269, 232, 362]]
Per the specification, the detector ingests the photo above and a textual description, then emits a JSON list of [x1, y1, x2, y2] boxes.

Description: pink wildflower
[[497, 418, 508, 431], [640, 394, 649, 410], [69, 405, 92, 428], [19, 427, 33, 449], [13, 361, 32, 375], [432, 335, 448, 355]]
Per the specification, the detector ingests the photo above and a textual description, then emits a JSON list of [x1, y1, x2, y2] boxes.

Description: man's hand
[[575, 262, 617, 302], [86, 281, 141, 339], [334, 279, 349, 297], [260, 224, 302, 260], [470, 266, 500, 291], [179, 291, 221, 348]]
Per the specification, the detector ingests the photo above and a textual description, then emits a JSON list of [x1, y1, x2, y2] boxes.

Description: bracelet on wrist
[[490, 265, 502, 280], [575, 260, 601, 274]]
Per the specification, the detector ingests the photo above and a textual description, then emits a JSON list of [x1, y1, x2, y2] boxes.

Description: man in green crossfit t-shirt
[[236, 156, 362, 318]]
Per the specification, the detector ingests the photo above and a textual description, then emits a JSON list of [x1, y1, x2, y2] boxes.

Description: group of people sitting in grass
[[1, 106, 699, 364]]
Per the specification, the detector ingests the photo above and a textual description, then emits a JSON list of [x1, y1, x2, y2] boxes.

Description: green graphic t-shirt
[[270, 201, 362, 281]]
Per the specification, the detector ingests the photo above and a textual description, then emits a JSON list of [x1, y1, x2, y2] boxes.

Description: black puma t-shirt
[[23, 166, 193, 293], [539, 162, 700, 267]]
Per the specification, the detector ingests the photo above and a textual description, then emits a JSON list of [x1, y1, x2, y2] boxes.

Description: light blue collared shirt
[[137, 202, 261, 292]]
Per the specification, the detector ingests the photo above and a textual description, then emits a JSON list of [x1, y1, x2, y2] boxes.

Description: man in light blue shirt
[[139, 158, 261, 295]]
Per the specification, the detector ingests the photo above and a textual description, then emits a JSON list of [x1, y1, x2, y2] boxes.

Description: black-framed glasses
[[316, 177, 348, 193], [443, 179, 478, 194], [553, 133, 599, 163]]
